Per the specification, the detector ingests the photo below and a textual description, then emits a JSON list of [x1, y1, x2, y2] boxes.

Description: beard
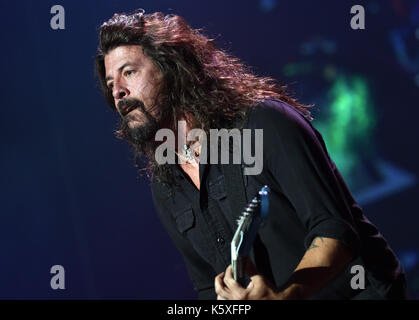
[[114, 97, 174, 188], [117, 97, 162, 146]]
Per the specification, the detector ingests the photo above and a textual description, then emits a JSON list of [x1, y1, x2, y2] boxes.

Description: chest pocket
[[208, 175, 227, 200], [173, 204, 195, 234], [172, 203, 216, 266]]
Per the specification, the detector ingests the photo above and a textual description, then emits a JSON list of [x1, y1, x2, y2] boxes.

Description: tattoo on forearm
[[308, 236, 324, 250]]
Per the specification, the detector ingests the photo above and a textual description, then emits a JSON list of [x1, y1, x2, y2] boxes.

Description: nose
[[112, 80, 130, 106]]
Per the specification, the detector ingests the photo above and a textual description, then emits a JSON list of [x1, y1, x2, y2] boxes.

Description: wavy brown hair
[[95, 9, 313, 192]]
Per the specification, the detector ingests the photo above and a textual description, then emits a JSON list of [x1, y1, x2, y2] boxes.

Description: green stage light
[[315, 75, 376, 183]]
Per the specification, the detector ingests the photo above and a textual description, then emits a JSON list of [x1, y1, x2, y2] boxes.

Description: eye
[[107, 82, 113, 90], [124, 70, 135, 77]]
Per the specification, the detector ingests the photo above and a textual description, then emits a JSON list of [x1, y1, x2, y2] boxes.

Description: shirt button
[[216, 236, 225, 246]]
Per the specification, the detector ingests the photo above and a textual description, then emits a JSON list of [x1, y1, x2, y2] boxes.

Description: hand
[[214, 258, 280, 300]]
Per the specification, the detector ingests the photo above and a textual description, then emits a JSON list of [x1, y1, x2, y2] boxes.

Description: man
[[95, 9, 408, 299]]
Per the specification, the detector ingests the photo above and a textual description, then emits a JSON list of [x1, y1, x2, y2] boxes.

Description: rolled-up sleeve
[[250, 99, 361, 255]]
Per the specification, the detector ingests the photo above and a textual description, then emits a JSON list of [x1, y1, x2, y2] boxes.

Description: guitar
[[231, 185, 270, 287]]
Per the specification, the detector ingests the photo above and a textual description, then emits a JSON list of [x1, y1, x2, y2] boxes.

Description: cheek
[[128, 77, 147, 97], [150, 76, 163, 100], [139, 74, 160, 96]]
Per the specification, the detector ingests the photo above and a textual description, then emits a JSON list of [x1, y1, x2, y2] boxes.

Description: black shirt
[[151, 98, 407, 299]]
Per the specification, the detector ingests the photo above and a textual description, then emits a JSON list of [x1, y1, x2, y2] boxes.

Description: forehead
[[104, 45, 146, 71]]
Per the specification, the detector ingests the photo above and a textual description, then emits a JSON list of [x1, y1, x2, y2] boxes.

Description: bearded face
[[116, 97, 162, 145], [104, 45, 169, 146]]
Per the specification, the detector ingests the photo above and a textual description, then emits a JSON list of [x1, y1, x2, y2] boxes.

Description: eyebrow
[[105, 62, 136, 83]]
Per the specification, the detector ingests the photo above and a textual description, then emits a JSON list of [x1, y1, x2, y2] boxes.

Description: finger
[[214, 272, 225, 295], [246, 280, 255, 290], [215, 272, 232, 299], [216, 282, 230, 299], [225, 265, 233, 279], [223, 265, 248, 298], [224, 265, 241, 288]]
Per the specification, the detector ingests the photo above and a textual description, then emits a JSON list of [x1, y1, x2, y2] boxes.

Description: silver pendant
[[182, 144, 198, 166]]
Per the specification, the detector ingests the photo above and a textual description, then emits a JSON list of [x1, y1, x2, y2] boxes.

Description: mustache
[[116, 97, 160, 145], [117, 98, 146, 117]]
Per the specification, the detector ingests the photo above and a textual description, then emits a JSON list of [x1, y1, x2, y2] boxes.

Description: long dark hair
[[95, 9, 312, 192]]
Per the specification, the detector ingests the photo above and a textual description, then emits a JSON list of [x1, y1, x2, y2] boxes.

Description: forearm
[[276, 236, 354, 300]]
